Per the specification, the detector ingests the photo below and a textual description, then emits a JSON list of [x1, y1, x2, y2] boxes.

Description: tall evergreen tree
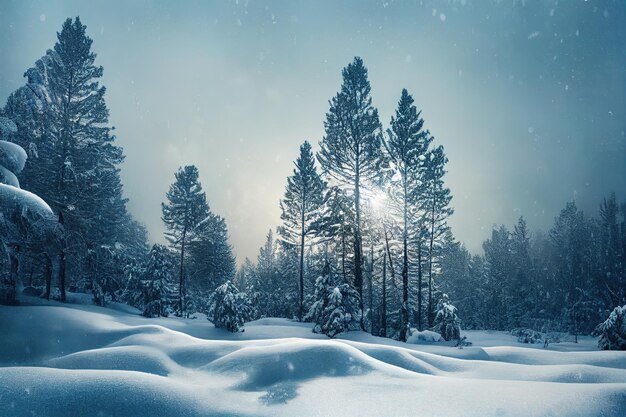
[[423, 145, 453, 326], [318, 57, 384, 330], [385, 88, 431, 340], [278, 141, 325, 320], [187, 212, 237, 303], [162, 165, 209, 316], [2, 17, 137, 302]]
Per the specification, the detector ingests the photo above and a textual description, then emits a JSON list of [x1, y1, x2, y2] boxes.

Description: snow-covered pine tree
[[2, 17, 137, 302], [482, 225, 512, 330], [508, 217, 534, 328], [314, 186, 356, 285], [142, 244, 176, 318], [594, 305, 626, 350], [206, 280, 250, 332], [385, 88, 432, 341], [318, 57, 384, 331], [0, 117, 56, 304], [549, 202, 590, 339], [423, 145, 453, 327], [306, 260, 360, 338], [186, 212, 236, 309], [278, 141, 325, 321], [433, 293, 461, 341], [599, 193, 625, 306], [162, 165, 209, 316]]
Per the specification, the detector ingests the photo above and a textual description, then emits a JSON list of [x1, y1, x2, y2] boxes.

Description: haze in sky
[[1, 0, 624, 263]]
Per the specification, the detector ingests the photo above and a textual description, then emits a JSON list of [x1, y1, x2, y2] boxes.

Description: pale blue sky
[[1, 0, 624, 262]]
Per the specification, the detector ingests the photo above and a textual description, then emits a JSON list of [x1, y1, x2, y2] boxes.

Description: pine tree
[[423, 145, 453, 326], [142, 244, 176, 318], [385, 88, 432, 341], [483, 225, 512, 330], [594, 305, 626, 350], [207, 281, 250, 332], [2, 17, 136, 302], [508, 217, 533, 328], [599, 193, 625, 305], [549, 202, 590, 339], [278, 141, 325, 320], [306, 260, 360, 338], [162, 165, 209, 316], [318, 57, 384, 330], [433, 294, 461, 341], [187, 212, 236, 306]]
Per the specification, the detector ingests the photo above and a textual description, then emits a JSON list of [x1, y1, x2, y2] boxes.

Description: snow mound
[[1, 302, 626, 417], [46, 345, 179, 376], [203, 340, 374, 390], [406, 329, 443, 343]]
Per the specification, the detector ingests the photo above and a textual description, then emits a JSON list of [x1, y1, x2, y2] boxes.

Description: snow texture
[[0, 140, 27, 174], [1, 296, 625, 417]]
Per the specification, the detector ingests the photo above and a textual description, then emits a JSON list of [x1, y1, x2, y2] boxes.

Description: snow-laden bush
[[406, 329, 443, 343], [305, 272, 360, 338], [511, 328, 544, 344], [433, 294, 461, 341], [594, 305, 626, 351], [206, 281, 251, 332]]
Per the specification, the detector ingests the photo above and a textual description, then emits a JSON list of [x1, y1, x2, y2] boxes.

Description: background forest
[[1, 17, 624, 344]]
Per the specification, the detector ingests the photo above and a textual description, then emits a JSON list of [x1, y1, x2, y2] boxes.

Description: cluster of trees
[[0, 17, 237, 320], [0, 17, 146, 304], [2, 17, 623, 344], [236, 57, 456, 340], [438, 195, 626, 340]]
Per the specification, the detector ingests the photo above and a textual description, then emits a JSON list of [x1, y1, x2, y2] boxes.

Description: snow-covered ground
[[1, 297, 625, 417]]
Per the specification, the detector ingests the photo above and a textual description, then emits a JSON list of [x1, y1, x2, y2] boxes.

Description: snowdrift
[[1, 299, 625, 417]]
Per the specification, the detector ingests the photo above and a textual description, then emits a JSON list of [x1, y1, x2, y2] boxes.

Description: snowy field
[[1, 297, 625, 417]]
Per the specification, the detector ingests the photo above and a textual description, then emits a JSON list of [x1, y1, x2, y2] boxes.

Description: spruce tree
[[318, 57, 384, 330], [187, 212, 236, 306], [207, 281, 250, 332], [162, 165, 209, 316], [433, 293, 461, 341], [2, 17, 136, 302], [278, 141, 325, 320], [423, 145, 453, 326], [142, 244, 176, 318], [385, 88, 431, 340]]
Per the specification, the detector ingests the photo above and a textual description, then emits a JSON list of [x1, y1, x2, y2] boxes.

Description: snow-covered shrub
[[594, 305, 626, 351], [406, 329, 443, 343], [306, 272, 360, 338], [433, 294, 461, 341], [207, 281, 250, 332], [511, 328, 544, 344]]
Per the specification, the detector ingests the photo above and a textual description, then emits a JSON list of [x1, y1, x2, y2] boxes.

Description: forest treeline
[[1, 17, 624, 343]]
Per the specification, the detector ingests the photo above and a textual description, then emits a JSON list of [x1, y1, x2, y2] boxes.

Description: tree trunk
[[178, 229, 186, 317], [428, 194, 436, 327], [417, 241, 423, 331], [44, 254, 52, 300], [400, 190, 409, 342], [58, 212, 66, 303], [381, 252, 387, 337], [368, 239, 374, 334], [354, 174, 365, 331], [298, 218, 305, 321], [341, 231, 347, 283], [8, 245, 19, 305]]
